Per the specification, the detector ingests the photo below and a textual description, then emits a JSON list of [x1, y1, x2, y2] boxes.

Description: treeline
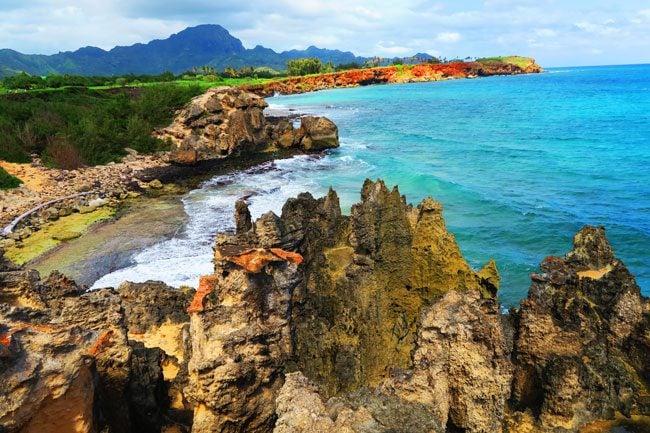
[[0, 84, 203, 169], [1, 71, 179, 91], [1, 67, 284, 91]]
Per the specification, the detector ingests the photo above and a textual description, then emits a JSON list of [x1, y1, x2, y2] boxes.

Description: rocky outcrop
[[243, 58, 543, 97], [508, 225, 650, 432], [0, 259, 194, 433], [185, 180, 501, 432], [2, 180, 649, 433], [157, 87, 339, 165]]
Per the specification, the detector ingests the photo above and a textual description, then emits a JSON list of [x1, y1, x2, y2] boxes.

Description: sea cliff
[[1, 180, 648, 433], [243, 57, 542, 96]]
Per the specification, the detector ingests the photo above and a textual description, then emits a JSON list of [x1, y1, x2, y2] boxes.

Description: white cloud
[[0, 0, 648, 66], [574, 21, 623, 36], [376, 42, 412, 55], [435, 32, 461, 43], [535, 28, 557, 38]]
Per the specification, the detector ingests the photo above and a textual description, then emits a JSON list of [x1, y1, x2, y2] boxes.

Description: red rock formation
[[187, 275, 218, 313], [215, 245, 303, 273], [242, 59, 542, 97]]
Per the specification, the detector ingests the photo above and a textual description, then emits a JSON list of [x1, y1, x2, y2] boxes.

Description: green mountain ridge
[[0, 24, 370, 78]]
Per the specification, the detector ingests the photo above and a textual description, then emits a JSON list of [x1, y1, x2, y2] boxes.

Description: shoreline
[[1, 147, 307, 273], [242, 58, 542, 96], [0, 62, 542, 272]]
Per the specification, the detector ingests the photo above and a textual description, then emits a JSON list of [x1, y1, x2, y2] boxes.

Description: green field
[[476, 56, 535, 69]]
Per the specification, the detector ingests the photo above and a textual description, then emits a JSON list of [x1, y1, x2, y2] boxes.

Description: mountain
[[0, 24, 368, 77]]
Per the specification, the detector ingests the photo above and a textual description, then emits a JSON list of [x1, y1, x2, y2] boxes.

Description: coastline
[[242, 58, 542, 96]]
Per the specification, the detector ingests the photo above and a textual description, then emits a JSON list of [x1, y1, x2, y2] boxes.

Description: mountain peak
[[0, 24, 366, 77]]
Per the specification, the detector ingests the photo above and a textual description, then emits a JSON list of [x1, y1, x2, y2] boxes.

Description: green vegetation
[[476, 56, 533, 68], [286, 58, 334, 76], [0, 166, 22, 189], [0, 84, 204, 168]]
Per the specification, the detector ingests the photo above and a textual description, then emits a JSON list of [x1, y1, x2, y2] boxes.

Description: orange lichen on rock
[[88, 330, 115, 356], [269, 248, 303, 266], [187, 275, 219, 313], [0, 322, 57, 351], [0, 332, 11, 348], [215, 247, 304, 273]]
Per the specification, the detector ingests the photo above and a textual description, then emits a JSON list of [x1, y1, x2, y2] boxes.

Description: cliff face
[[243, 58, 543, 97], [0, 259, 194, 433], [1, 181, 648, 433], [184, 180, 513, 433], [156, 87, 339, 165], [508, 226, 650, 432]]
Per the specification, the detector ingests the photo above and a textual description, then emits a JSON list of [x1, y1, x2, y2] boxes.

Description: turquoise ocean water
[[268, 64, 650, 306], [95, 64, 649, 307]]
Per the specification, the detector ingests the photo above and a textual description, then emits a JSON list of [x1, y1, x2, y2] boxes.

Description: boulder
[[158, 87, 339, 164], [509, 225, 650, 432], [298, 116, 339, 150]]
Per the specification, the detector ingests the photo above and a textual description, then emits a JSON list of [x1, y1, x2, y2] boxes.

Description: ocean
[[92, 64, 650, 307]]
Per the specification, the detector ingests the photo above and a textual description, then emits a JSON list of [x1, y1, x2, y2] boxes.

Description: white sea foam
[[90, 155, 331, 290]]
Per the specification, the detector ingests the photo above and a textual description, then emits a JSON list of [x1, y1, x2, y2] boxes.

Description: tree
[[286, 58, 324, 76]]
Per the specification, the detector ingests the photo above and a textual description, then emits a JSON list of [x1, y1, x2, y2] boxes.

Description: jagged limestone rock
[[185, 180, 499, 432], [0, 258, 194, 433], [509, 225, 650, 432], [158, 87, 339, 164]]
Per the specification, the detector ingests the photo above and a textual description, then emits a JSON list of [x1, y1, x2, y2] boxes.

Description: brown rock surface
[[158, 87, 339, 165], [509, 225, 650, 432], [184, 179, 499, 432], [2, 180, 649, 433], [0, 255, 194, 433]]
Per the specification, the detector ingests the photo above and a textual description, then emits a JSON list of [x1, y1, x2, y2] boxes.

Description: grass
[[476, 56, 534, 68], [1, 76, 275, 95], [0, 166, 22, 189]]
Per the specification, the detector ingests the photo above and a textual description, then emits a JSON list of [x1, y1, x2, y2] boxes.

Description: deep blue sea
[[94, 64, 650, 307]]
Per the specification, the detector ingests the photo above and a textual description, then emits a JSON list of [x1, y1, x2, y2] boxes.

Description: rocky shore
[[242, 57, 543, 97], [1, 180, 648, 433], [0, 87, 339, 263]]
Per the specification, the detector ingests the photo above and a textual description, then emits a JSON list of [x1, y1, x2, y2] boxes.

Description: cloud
[[0, 0, 648, 66], [535, 28, 557, 38], [435, 32, 462, 43], [574, 21, 624, 37]]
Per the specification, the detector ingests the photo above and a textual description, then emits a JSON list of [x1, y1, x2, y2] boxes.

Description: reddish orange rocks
[[88, 330, 115, 356], [242, 59, 542, 97], [215, 246, 303, 273], [187, 248, 302, 314], [187, 275, 219, 313]]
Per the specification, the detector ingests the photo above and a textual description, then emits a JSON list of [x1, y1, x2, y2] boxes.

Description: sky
[[0, 0, 649, 67]]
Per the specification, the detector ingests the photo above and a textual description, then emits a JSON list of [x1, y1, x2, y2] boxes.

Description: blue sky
[[0, 0, 648, 67]]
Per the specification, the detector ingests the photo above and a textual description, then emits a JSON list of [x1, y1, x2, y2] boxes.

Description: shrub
[[0, 166, 22, 189], [43, 136, 87, 169]]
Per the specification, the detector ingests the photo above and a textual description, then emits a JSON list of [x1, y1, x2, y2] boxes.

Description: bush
[[0, 166, 22, 189], [0, 84, 203, 168], [43, 136, 87, 169]]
